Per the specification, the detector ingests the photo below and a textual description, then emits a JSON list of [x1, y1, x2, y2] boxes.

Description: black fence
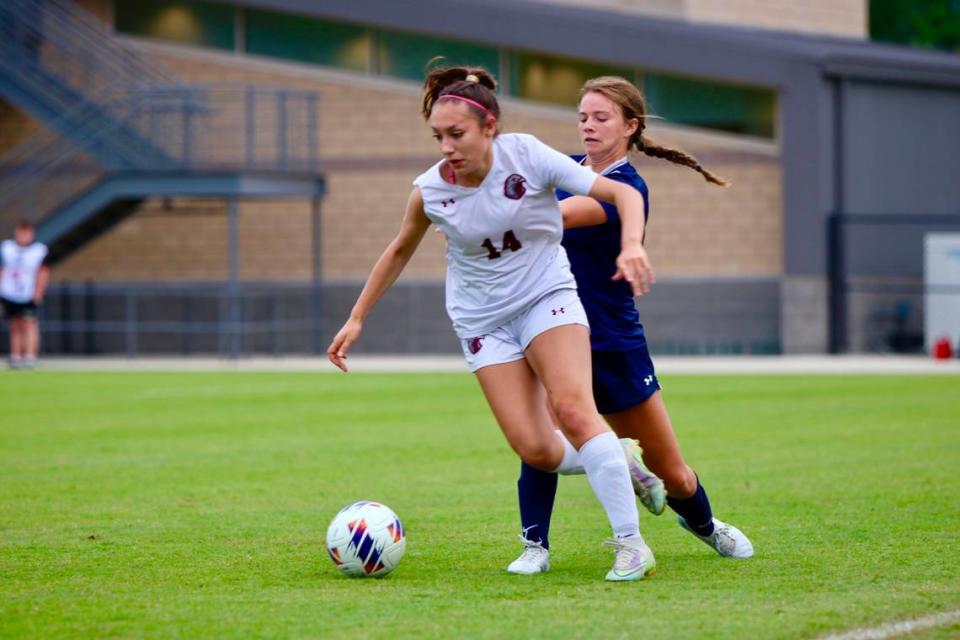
[[1, 278, 783, 358], [0, 280, 461, 358], [828, 213, 960, 354]]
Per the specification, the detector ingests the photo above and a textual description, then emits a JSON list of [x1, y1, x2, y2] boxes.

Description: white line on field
[[817, 609, 960, 640]]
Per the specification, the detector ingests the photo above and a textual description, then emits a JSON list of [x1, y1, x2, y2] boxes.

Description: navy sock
[[667, 478, 715, 537], [517, 461, 558, 549]]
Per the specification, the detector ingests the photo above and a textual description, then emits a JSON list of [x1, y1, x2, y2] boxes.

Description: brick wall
[[43, 40, 780, 284], [0, 99, 44, 157], [686, 0, 866, 38], [531, 0, 866, 38]]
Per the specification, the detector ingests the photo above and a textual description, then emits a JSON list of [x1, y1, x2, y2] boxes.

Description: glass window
[[643, 73, 776, 138], [244, 9, 369, 72], [114, 0, 235, 51], [510, 52, 634, 106], [377, 31, 499, 83]]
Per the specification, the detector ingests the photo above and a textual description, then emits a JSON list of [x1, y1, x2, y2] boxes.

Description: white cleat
[[603, 536, 656, 582], [620, 438, 666, 515], [678, 516, 754, 559], [507, 536, 550, 575]]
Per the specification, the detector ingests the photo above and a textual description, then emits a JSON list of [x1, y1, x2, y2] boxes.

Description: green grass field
[[2, 371, 959, 639]]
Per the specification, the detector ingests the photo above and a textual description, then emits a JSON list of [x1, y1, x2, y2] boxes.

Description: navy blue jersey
[[556, 155, 649, 351]]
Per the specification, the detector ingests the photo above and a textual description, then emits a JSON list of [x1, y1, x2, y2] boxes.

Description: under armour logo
[[551, 307, 565, 315], [442, 198, 456, 207], [644, 375, 653, 386]]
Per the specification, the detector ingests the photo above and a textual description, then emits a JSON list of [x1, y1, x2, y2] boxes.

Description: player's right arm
[[327, 188, 431, 372], [559, 196, 608, 229]]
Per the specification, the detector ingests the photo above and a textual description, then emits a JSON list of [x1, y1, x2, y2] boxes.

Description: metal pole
[[827, 213, 846, 354], [125, 288, 137, 358], [228, 198, 240, 359], [306, 92, 318, 168], [245, 85, 255, 168], [311, 195, 323, 354], [277, 90, 288, 170]]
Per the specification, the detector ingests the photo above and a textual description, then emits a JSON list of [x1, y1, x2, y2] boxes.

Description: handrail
[[0, 86, 321, 224], [0, 0, 320, 232]]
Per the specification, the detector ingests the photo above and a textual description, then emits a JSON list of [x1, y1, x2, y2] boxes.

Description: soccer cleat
[[620, 438, 666, 515], [507, 536, 550, 575], [603, 536, 656, 582], [677, 516, 754, 559]]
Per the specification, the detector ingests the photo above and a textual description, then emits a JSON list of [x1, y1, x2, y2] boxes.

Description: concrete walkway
[[22, 355, 960, 374]]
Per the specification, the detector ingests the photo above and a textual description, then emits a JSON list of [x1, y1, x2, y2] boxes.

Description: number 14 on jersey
[[481, 230, 522, 260]]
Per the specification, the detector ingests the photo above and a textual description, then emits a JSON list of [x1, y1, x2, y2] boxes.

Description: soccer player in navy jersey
[[508, 76, 754, 575]]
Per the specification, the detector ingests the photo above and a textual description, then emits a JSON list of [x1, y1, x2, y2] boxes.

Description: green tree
[[870, 0, 960, 52]]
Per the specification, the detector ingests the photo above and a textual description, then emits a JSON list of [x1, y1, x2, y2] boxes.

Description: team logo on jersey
[[467, 336, 484, 355], [503, 174, 527, 200]]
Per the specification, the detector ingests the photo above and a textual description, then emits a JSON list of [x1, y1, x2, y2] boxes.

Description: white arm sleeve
[[526, 135, 597, 196]]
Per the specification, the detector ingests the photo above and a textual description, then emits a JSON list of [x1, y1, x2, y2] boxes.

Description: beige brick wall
[[42, 37, 780, 282], [0, 99, 44, 157], [0, 0, 809, 286], [686, 0, 866, 38], [532, 0, 866, 38]]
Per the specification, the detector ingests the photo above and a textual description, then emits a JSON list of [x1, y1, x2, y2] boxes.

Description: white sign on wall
[[925, 234, 960, 353]]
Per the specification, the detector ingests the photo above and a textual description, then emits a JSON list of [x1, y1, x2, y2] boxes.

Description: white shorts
[[459, 288, 590, 373]]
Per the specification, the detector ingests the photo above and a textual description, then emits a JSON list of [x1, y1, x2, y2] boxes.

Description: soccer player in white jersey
[[0, 220, 50, 369], [328, 63, 658, 581]]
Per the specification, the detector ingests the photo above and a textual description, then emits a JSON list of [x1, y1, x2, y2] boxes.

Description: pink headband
[[436, 94, 494, 118]]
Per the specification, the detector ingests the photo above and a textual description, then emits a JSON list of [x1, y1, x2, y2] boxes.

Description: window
[[377, 31, 499, 83], [510, 52, 634, 106], [244, 9, 369, 72], [643, 73, 776, 138], [114, 0, 234, 51]]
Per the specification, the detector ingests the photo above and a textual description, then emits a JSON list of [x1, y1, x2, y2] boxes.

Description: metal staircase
[[0, 0, 321, 264]]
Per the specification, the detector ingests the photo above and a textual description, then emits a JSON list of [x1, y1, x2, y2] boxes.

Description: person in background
[[1, 220, 50, 369]]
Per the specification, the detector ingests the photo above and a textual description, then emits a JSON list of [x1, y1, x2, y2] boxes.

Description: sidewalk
[[22, 355, 960, 375]]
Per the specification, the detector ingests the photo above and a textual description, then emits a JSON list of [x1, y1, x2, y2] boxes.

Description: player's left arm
[[588, 176, 654, 295], [34, 265, 50, 304]]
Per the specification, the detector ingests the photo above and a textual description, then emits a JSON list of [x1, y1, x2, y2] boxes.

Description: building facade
[[2, 0, 957, 356]]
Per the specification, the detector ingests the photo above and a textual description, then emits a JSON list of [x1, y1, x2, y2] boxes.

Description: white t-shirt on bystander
[[0, 240, 48, 303]]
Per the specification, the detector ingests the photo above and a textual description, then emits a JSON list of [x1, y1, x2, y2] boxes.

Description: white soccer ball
[[325, 501, 406, 577]]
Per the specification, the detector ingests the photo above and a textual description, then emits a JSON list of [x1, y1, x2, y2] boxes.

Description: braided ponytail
[[581, 76, 728, 187], [637, 136, 729, 187]]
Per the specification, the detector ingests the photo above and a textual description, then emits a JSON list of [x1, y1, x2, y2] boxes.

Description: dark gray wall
[[842, 80, 960, 216]]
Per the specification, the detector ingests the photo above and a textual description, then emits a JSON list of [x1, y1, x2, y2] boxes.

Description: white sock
[[551, 430, 584, 475], [579, 431, 641, 539]]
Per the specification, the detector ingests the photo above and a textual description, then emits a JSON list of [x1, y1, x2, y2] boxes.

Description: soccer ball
[[325, 501, 406, 577]]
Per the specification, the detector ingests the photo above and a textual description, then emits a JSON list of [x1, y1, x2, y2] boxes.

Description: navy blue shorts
[[592, 346, 661, 415], [1, 298, 38, 318]]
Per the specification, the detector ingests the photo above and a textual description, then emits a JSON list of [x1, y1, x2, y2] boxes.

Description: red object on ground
[[932, 337, 953, 359]]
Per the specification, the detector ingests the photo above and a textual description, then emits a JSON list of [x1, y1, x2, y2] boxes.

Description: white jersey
[[0, 239, 48, 303], [414, 133, 598, 338]]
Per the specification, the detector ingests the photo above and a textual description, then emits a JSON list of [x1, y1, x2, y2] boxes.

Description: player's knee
[[550, 396, 596, 440], [513, 437, 555, 470]]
